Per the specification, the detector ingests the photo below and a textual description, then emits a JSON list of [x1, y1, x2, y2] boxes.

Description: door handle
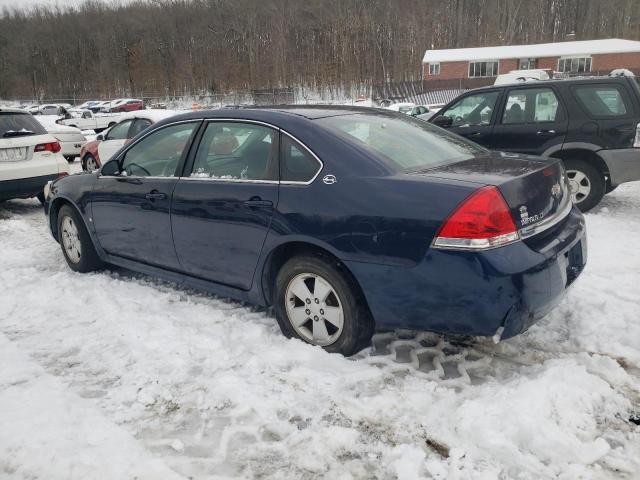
[[467, 132, 483, 138], [145, 191, 166, 200], [243, 198, 273, 208], [536, 129, 557, 136]]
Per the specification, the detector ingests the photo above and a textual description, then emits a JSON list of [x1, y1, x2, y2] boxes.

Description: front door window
[[441, 91, 500, 127], [121, 122, 198, 177]]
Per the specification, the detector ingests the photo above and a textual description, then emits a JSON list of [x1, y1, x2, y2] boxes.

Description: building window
[[558, 57, 592, 74], [468, 61, 499, 78], [429, 63, 440, 76], [519, 58, 537, 70]]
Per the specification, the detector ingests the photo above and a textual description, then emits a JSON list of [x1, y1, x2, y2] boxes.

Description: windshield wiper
[[2, 130, 35, 138]]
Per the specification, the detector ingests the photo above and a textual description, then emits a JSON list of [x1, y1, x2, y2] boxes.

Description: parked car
[[0, 108, 69, 203], [76, 100, 102, 110], [101, 98, 144, 113], [59, 108, 121, 133], [79, 110, 176, 171], [386, 102, 417, 114], [37, 104, 72, 116], [409, 105, 430, 117], [87, 101, 111, 114], [110, 99, 144, 113], [34, 115, 86, 162], [429, 75, 640, 211], [45, 106, 586, 356], [493, 69, 551, 85]]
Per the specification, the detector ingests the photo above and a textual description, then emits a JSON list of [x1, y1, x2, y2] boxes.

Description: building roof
[[423, 38, 640, 63]]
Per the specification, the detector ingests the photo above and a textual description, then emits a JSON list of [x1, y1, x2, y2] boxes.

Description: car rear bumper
[[344, 207, 587, 339], [0, 173, 58, 201]]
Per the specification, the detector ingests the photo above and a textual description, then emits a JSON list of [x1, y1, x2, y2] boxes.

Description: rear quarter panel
[[266, 174, 480, 267]]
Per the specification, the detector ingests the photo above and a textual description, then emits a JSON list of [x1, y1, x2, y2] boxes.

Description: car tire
[[57, 204, 103, 273], [274, 255, 374, 356], [83, 154, 98, 172], [563, 158, 605, 212]]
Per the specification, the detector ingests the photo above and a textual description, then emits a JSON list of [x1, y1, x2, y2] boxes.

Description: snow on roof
[[423, 38, 640, 63], [118, 109, 182, 122]]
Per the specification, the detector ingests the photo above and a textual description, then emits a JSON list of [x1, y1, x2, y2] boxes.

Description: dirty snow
[[0, 173, 639, 479]]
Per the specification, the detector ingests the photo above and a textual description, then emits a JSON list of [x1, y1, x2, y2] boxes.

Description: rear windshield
[[0, 112, 47, 137], [316, 113, 486, 171]]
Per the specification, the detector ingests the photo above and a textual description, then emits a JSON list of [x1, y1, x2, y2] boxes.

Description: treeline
[[0, 0, 638, 101]]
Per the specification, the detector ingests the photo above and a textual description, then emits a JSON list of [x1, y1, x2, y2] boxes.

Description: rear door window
[[501, 88, 560, 124], [105, 120, 133, 140], [129, 118, 153, 138], [572, 85, 631, 117], [190, 122, 278, 180]]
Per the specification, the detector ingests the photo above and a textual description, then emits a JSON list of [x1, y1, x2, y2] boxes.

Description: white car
[[385, 102, 417, 114], [35, 116, 87, 162], [59, 108, 121, 133], [80, 109, 179, 171], [0, 108, 70, 203]]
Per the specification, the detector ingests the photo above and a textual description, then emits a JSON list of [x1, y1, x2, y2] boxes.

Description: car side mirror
[[96, 134, 104, 141], [432, 115, 453, 128], [100, 159, 120, 176]]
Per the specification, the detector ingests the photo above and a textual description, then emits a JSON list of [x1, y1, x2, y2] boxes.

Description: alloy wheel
[[285, 273, 344, 346], [60, 216, 82, 263], [566, 169, 591, 204], [86, 156, 98, 172]]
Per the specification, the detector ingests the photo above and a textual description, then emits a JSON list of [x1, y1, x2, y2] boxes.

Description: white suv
[[0, 108, 70, 203]]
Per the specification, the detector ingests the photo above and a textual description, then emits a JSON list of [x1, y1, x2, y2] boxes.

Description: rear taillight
[[34, 141, 61, 154], [634, 122, 640, 148], [433, 186, 520, 250], [57, 172, 69, 179]]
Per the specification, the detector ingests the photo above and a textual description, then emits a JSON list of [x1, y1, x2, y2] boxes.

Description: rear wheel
[[57, 205, 103, 272], [274, 255, 373, 356], [563, 158, 605, 212]]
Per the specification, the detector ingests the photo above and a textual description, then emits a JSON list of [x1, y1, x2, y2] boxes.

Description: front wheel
[[563, 158, 605, 212], [83, 154, 99, 172], [57, 205, 104, 272], [274, 255, 373, 356]]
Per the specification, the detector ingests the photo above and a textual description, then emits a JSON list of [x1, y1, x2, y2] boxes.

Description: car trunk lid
[[411, 152, 571, 235]]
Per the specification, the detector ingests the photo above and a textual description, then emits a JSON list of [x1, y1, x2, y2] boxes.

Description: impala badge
[[551, 182, 562, 199], [519, 206, 529, 221], [323, 174, 337, 185]]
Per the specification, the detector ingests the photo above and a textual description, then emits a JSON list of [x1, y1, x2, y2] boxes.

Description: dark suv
[[429, 75, 640, 211]]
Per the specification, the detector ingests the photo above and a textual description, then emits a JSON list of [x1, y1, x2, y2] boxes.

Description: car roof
[[118, 109, 183, 123], [0, 107, 33, 114], [187, 104, 389, 120], [472, 75, 633, 91]]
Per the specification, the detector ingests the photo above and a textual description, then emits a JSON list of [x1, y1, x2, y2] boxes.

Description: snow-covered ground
[[1, 172, 639, 479]]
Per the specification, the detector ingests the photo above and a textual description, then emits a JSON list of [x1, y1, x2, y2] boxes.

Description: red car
[[110, 99, 145, 113]]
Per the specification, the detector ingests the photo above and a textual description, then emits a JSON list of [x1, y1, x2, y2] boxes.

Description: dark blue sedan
[[45, 106, 587, 355]]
